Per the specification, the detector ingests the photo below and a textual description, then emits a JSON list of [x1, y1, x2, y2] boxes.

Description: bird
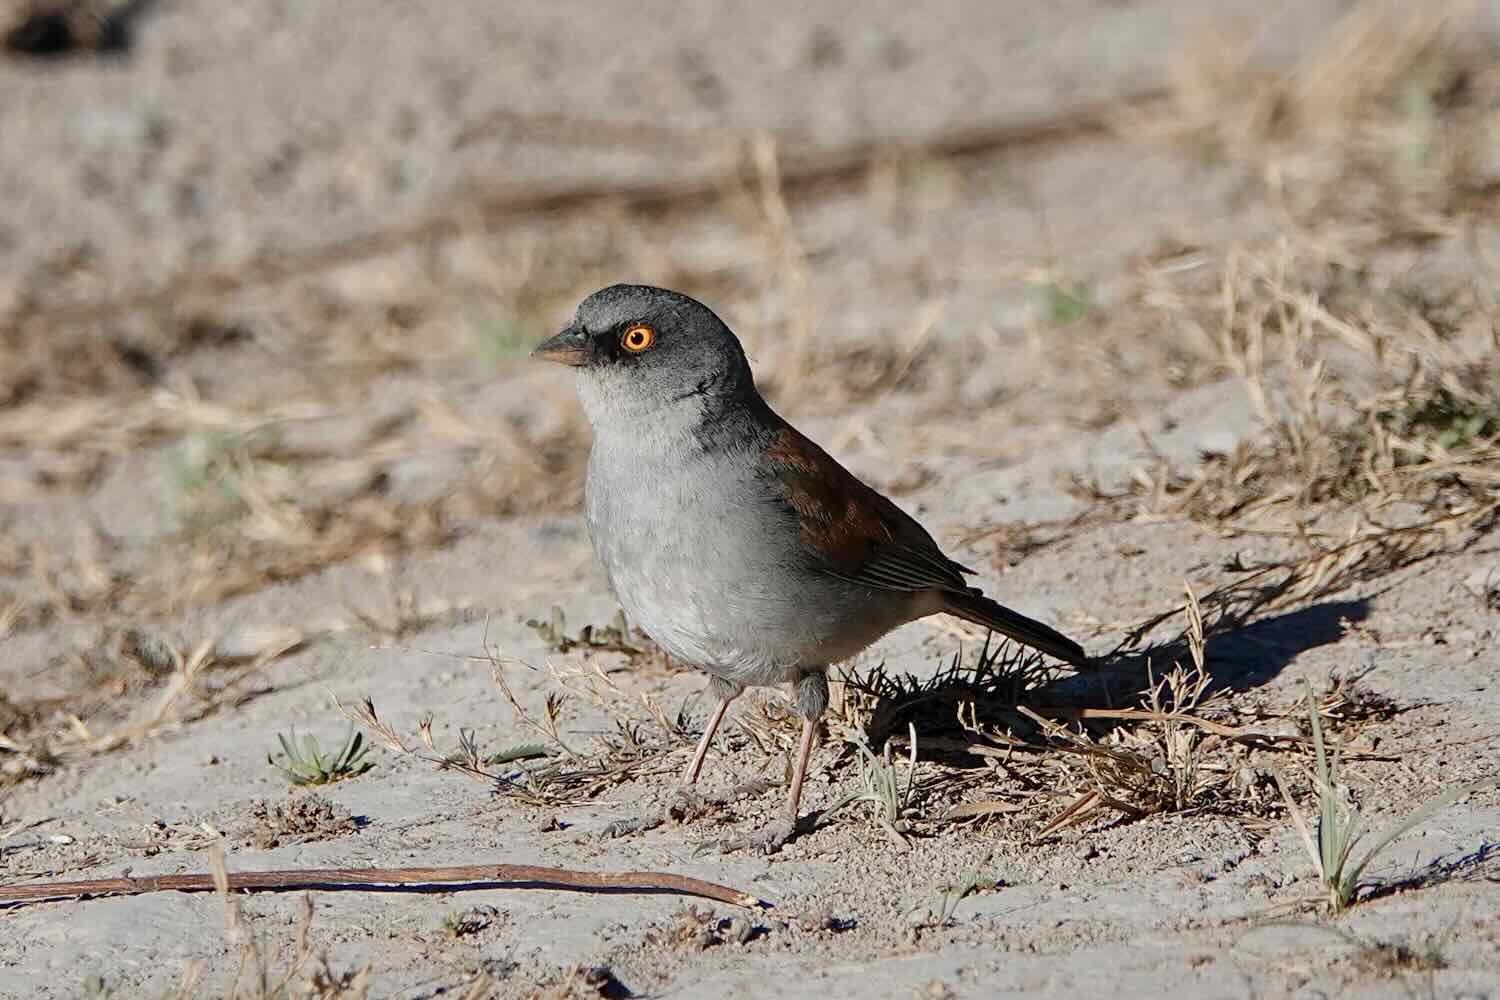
[[533, 284, 1088, 849]]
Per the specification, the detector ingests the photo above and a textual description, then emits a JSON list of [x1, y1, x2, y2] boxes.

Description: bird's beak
[[531, 325, 590, 367]]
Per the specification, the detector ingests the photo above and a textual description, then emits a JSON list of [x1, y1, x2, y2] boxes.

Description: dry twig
[[0, 861, 765, 909]]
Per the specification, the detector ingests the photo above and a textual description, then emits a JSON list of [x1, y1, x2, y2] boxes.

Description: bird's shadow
[[1043, 596, 1370, 709], [850, 568, 1373, 760]]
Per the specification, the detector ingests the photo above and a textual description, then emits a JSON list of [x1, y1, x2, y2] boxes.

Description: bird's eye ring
[[621, 324, 656, 353]]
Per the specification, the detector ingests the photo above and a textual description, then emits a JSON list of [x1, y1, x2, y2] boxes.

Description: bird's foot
[[664, 785, 718, 823], [605, 782, 766, 839], [601, 814, 662, 838], [693, 814, 800, 856], [669, 779, 775, 820]]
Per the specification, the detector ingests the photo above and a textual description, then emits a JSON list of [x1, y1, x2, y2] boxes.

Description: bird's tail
[[940, 589, 1088, 668]]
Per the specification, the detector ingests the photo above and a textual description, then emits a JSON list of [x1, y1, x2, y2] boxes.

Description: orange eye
[[621, 324, 656, 353]]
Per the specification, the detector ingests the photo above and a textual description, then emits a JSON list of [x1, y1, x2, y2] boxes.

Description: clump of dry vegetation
[[1140, 4, 1499, 223], [820, 589, 1325, 838], [440, 904, 503, 940], [1127, 242, 1499, 517], [1075, 236, 1500, 649], [524, 964, 630, 1000], [246, 795, 361, 850], [2, 628, 301, 788], [1118, 6, 1499, 530], [337, 637, 694, 811]]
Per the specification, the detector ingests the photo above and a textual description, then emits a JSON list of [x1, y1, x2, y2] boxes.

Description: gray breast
[[583, 432, 918, 686]]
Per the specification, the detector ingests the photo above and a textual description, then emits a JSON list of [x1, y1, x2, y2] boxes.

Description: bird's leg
[[782, 669, 828, 830], [605, 677, 744, 839], [784, 714, 818, 821], [681, 676, 742, 786], [698, 671, 827, 855]]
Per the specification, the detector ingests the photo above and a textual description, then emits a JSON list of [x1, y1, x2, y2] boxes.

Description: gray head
[[533, 285, 758, 427]]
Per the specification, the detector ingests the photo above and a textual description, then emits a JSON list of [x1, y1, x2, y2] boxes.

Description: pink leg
[[785, 716, 818, 820], [682, 697, 734, 785]]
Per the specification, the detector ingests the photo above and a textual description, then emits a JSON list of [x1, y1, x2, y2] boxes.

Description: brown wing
[[761, 425, 973, 593]]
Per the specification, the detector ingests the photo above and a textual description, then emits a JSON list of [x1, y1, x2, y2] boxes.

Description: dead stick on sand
[[0, 862, 766, 909]]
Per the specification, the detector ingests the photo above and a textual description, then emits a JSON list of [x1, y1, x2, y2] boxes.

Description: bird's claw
[[606, 780, 781, 840], [692, 815, 799, 856], [603, 786, 720, 839], [665, 786, 715, 822], [602, 814, 663, 838]]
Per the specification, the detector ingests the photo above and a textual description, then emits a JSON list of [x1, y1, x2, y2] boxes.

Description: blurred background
[[2, 0, 1498, 709]]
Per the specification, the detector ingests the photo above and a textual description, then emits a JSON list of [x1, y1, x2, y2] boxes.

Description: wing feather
[[760, 424, 970, 594]]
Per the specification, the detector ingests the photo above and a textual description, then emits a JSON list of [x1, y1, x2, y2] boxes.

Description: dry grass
[[210, 853, 373, 1000], [1075, 234, 1500, 649], [337, 645, 692, 811], [1033, 204, 1499, 831], [73, 850, 375, 998], [0, 395, 585, 639], [323, 577, 1395, 848], [1, 628, 301, 787], [825, 589, 1302, 837], [1136, 3, 1499, 221], [1135, 240, 1498, 510]]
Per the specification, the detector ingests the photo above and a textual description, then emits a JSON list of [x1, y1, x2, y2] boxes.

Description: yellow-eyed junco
[[534, 285, 1087, 849]]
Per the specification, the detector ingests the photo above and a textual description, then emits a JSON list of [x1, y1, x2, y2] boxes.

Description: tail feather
[[941, 590, 1088, 668]]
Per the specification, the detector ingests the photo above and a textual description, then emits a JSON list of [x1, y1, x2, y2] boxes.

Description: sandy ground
[[2, 1, 1499, 997]]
